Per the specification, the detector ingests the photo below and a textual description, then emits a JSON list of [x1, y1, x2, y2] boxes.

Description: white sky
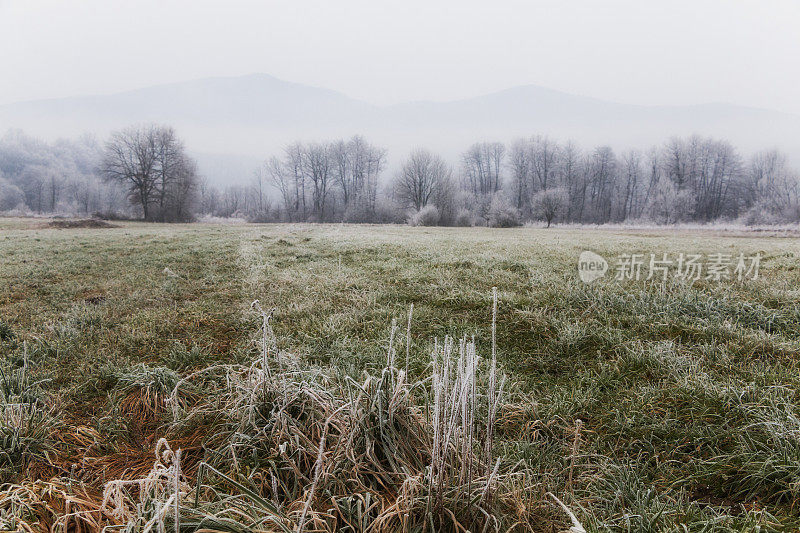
[[2, 0, 799, 113]]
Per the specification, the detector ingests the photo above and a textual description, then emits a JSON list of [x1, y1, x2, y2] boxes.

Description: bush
[[487, 196, 521, 228], [0, 178, 23, 211], [373, 198, 406, 224], [740, 201, 789, 226], [408, 204, 440, 226], [342, 201, 373, 223], [453, 208, 475, 227], [644, 181, 694, 224]]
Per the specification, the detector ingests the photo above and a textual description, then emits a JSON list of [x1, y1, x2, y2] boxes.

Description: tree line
[[1, 124, 799, 226], [242, 134, 800, 226], [0, 130, 125, 215], [0, 125, 198, 222]]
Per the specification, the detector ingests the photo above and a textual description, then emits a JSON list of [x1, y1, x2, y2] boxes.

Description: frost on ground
[[1, 222, 799, 532]]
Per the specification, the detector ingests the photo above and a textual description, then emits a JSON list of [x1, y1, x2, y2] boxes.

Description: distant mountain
[[0, 74, 373, 136], [2, 73, 799, 183]]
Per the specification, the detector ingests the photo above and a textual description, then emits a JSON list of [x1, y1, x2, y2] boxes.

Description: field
[[1, 218, 800, 532]]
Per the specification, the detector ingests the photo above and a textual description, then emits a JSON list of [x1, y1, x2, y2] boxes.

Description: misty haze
[[2, 2, 800, 532]]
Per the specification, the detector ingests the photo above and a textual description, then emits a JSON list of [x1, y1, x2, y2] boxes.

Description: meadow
[[1, 218, 800, 532]]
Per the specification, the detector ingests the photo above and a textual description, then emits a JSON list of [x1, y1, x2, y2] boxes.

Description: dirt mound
[[46, 218, 118, 229]]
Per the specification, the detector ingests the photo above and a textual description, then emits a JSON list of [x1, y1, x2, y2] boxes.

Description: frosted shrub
[[487, 195, 520, 228], [408, 204, 440, 226], [0, 178, 23, 211], [453, 208, 474, 227], [741, 202, 783, 226]]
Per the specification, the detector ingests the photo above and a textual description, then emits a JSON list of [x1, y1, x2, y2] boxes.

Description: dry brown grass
[[44, 219, 118, 230]]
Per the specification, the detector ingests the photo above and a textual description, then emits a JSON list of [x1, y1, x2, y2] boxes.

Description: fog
[[2, 73, 799, 186], [2, 0, 800, 112], [2, 0, 800, 220]]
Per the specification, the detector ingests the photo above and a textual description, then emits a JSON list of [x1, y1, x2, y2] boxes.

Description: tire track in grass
[[238, 228, 267, 312]]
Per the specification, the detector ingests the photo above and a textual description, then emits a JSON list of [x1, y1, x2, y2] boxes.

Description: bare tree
[[153, 127, 183, 220], [102, 125, 160, 220], [529, 135, 559, 192], [508, 139, 531, 213], [347, 136, 386, 221], [164, 156, 198, 221], [303, 142, 333, 221], [620, 150, 643, 220], [265, 137, 386, 222], [744, 150, 800, 220], [659, 136, 743, 221], [462, 142, 505, 197], [333, 135, 386, 221], [101, 124, 197, 221], [266, 155, 293, 220], [532, 187, 567, 227], [645, 179, 693, 224], [586, 146, 618, 223], [285, 142, 307, 220], [560, 141, 584, 220], [746, 150, 786, 209], [394, 149, 451, 211], [331, 139, 352, 207], [248, 166, 271, 221], [219, 185, 247, 217]]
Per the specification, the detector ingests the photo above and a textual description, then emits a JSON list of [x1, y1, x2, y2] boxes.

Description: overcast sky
[[2, 0, 799, 113]]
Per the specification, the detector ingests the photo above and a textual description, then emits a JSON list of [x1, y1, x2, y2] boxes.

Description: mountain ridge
[[2, 73, 799, 183], [6, 75, 792, 116]]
